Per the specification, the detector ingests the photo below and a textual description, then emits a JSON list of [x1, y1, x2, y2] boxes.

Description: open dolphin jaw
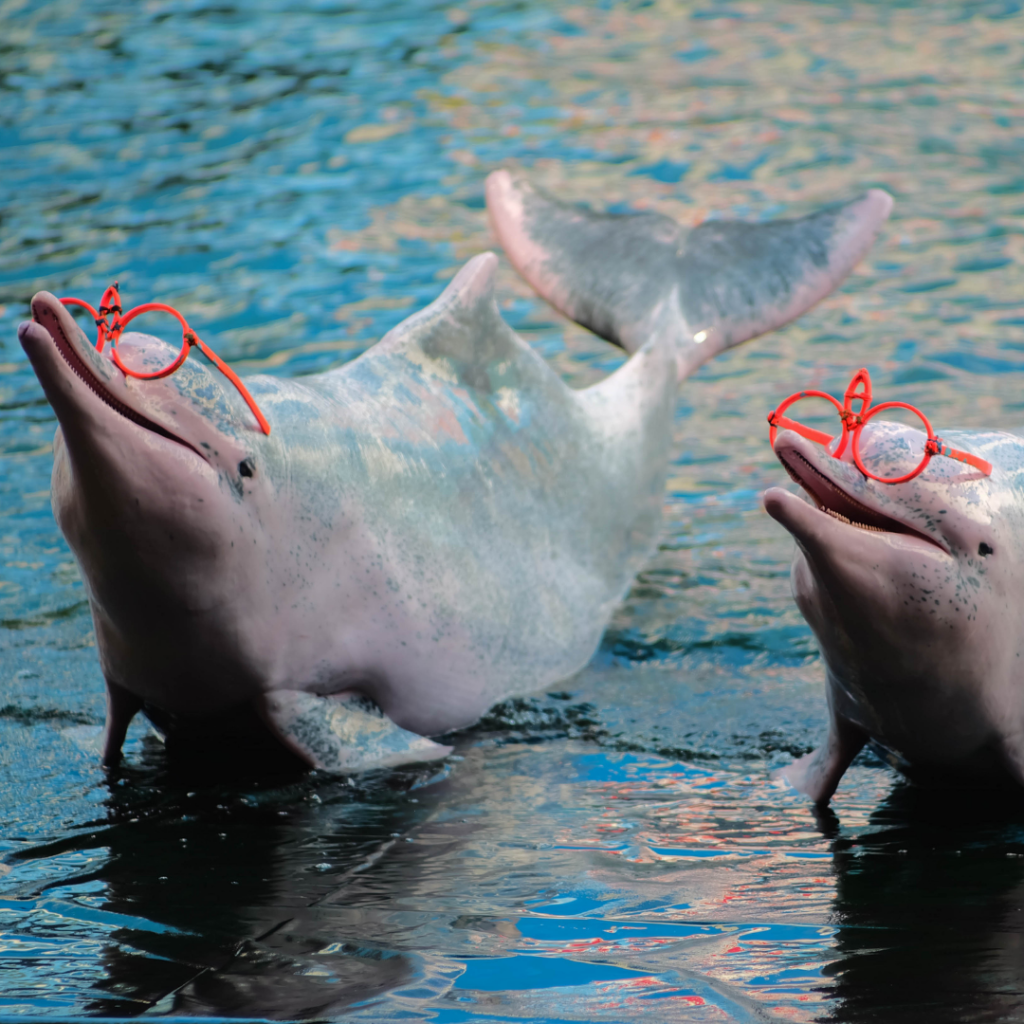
[[777, 448, 944, 549], [44, 313, 206, 460]]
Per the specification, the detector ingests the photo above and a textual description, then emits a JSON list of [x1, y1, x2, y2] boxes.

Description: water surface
[[3, 1, 1024, 1020]]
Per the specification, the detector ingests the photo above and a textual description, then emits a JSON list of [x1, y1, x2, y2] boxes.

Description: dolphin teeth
[[824, 507, 851, 524], [823, 507, 885, 533]]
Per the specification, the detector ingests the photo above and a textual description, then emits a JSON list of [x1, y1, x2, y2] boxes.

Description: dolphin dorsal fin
[[379, 252, 528, 390]]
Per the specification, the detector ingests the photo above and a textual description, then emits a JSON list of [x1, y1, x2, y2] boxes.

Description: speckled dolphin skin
[[19, 173, 891, 773], [764, 423, 1024, 805]]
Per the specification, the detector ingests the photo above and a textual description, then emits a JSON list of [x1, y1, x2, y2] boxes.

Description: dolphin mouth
[[776, 447, 946, 551], [34, 308, 207, 461]]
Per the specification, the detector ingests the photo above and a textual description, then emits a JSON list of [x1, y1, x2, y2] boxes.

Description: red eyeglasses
[[767, 368, 991, 484], [59, 283, 270, 436]]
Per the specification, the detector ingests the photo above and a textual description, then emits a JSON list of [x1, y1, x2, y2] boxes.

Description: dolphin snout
[[18, 318, 53, 352], [761, 485, 791, 520]]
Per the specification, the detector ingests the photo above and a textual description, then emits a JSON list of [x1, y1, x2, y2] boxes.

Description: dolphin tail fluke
[[486, 170, 892, 378], [256, 691, 452, 774]]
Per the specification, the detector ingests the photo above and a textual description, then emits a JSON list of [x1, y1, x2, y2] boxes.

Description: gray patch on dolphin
[[18, 172, 891, 774], [764, 420, 1024, 804]]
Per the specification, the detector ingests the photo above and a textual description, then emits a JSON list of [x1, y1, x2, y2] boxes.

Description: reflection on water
[[10, 717, 1024, 1021], [829, 785, 1024, 1024], [4, 0, 1024, 1019]]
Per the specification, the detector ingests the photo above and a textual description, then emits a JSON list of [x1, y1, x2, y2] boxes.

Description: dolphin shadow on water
[[30, 740, 462, 1018], [18, 170, 891, 777], [823, 782, 1024, 1023], [67, 694, 625, 1018]]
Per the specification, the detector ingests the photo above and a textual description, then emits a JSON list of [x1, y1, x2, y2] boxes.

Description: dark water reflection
[[827, 786, 1024, 1024], [5, 0, 1024, 1020]]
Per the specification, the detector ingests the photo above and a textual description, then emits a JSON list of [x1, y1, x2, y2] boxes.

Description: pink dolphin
[[19, 171, 891, 772], [765, 417, 1024, 805]]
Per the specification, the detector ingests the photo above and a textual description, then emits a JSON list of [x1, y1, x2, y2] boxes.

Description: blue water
[[4, 0, 1024, 1020]]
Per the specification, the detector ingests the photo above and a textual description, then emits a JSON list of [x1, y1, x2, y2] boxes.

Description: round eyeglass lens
[[773, 392, 845, 454], [854, 402, 933, 483], [112, 307, 190, 377]]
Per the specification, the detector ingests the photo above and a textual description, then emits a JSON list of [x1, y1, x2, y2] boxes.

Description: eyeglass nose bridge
[[95, 282, 124, 351]]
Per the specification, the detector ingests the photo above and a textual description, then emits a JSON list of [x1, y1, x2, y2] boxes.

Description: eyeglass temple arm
[[193, 336, 271, 436], [768, 412, 835, 447], [929, 439, 992, 476]]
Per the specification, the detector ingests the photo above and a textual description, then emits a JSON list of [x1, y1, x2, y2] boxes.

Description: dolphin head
[[20, 291, 278, 713], [762, 416, 1024, 772]]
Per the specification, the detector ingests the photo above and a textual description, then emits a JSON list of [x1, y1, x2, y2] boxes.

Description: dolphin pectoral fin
[[486, 170, 892, 372], [775, 716, 867, 806], [255, 691, 453, 774], [101, 679, 143, 767]]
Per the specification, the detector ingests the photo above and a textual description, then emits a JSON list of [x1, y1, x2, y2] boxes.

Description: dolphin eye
[[979, 542, 993, 556], [239, 458, 255, 478]]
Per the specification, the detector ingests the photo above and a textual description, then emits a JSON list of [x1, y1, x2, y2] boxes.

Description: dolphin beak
[[764, 431, 948, 552], [20, 292, 206, 459]]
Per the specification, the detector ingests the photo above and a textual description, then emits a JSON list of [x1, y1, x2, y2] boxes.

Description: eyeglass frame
[[59, 282, 270, 436], [767, 367, 991, 484]]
